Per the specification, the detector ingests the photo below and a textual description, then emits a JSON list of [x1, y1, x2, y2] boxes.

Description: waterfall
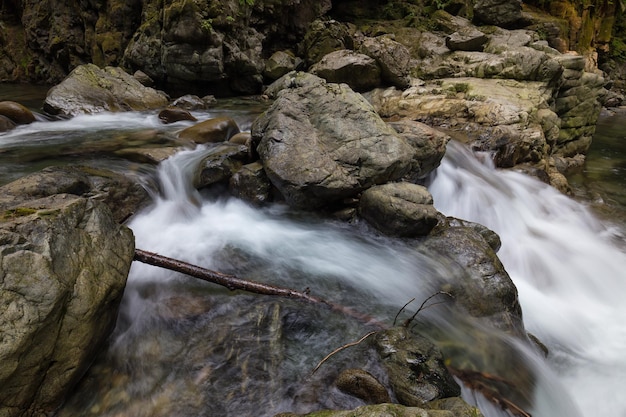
[[429, 141, 626, 416]]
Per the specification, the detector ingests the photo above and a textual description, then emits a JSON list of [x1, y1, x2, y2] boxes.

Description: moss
[[2, 207, 38, 220]]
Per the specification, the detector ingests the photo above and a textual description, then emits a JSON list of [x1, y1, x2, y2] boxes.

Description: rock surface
[[253, 73, 413, 209], [43, 64, 169, 116], [0, 194, 134, 417]]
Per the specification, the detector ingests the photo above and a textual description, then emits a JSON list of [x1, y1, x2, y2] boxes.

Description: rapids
[[1, 88, 625, 415]]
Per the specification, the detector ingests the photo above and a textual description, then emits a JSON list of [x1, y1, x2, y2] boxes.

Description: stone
[[178, 116, 240, 144], [445, 27, 488, 52], [43, 64, 169, 116], [172, 94, 215, 110], [388, 120, 450, 181], [252, 73, 413, 209], [334, 369, 391, 404], [299, 19, 354, 66], [229, 162, 271, 206], [0, 114, 16, 132], [473, 0, 524, 27], [133, 69, 154, 86], [420, 225, 525, 334], [264, 50, 300, 81], [0, 194, 134, 417], [375, 327, 461, 406], [359, 182, 442, 237], [310, 49, 381, 92], [359, 36, 411, 89], [0, 101, 36, 124], [194, 143, 251, 189], [158, 107, 198, 124]]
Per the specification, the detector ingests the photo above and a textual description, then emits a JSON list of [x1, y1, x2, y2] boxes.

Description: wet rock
[[375, 327, 461, 406], [43, 64, 169, 116], [0, 194, 134, 417], [310, 50, 381, 92], [0, 101, 37, 124], [194, 143, 250, 189], [253, 73, 413, 209], [0, 165, 151, 223], [229, 162, 271, 206], [0, 114, 16, 132], [172, 94, 216, 110], [334, 369, 391, 404], [359, 182, 442, 237], [275, 402, 481, 416], [179, 116, 240, 144], [158, 107, 198, 124], [420, 225, 525, 335]]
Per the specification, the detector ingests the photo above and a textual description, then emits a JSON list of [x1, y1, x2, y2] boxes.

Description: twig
[[393, 297, 415, 326], [402, 291, 453, 327], [311, 331, 378, 375]]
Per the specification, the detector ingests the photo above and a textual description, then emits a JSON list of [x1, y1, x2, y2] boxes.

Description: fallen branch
[[133, 248, 384, 328]]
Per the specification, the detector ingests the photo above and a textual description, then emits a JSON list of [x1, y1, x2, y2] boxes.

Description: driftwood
[[133, 248, 532, 417], [133, 248, 384, 328]]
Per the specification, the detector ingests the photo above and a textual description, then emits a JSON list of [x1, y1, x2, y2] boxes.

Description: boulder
[[359, 182, 442, 237], [0, 101, 36, 124], [276, 402, 482, 417], [264, 50, 300, 81], [193, 142, 251, 189], [420, 224, 525, 335], [375, 327, 461, 406], [0, 165, 151, 224], [472, 0, 524, 27], [445, 27, 488, 52], [171, 94, 216, 110], [252, 73, 413, 209], [359, 36, 411, 89], [229, 162, 272, 206], [178, 116, 240, 144], [0, 194, 134, 417], [388, 120, 450, 181], [310, 49, 381, 92], [299, 19, 354, 66], [43, 64, 169, 116]]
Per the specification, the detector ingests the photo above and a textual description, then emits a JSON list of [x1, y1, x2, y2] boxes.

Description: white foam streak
[[429, 141, 626, 416]]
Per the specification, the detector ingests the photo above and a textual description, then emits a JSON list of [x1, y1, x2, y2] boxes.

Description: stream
[[1, 85, 625, 416]]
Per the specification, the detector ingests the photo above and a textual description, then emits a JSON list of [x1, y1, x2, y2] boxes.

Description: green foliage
[[201, 18, 213, 31], [239, 0, 254, 6]]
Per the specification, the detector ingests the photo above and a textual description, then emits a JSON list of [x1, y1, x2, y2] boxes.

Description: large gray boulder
[[359, 36, 412, 89], [252, 73, 413, 209], [43, 64, 169, 116], [0, 194, 134, 417], [310, 49, 381, 92]]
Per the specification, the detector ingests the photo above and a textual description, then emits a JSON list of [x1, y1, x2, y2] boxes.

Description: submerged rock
[[178, 116, 240, 144]]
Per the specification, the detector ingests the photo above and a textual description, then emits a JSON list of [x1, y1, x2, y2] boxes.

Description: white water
[[122, 139, 626, 417], [429, 141, 626, 416]]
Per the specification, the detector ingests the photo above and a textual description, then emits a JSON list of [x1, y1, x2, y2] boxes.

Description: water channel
[[1, 85, 625, 417]]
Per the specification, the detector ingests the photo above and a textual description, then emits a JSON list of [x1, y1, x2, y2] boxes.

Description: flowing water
[[2, 85, 626, 416]]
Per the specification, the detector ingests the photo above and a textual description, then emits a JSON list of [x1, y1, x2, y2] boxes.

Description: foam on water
[[429, 141, 626, 416]]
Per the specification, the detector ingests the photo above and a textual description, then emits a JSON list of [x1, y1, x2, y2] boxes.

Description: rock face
[[252, 73, 413, 209], [375, 327, 461, 406], [310, 50, 381, 92], [359, 182, 442, 237], [43, 64, 169, 116], [0, 194, 135, 417]]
